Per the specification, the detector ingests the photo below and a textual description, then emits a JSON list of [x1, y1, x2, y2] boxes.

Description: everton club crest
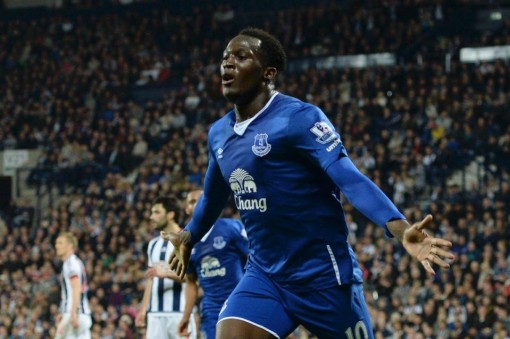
[[252, 133, 271, 157]]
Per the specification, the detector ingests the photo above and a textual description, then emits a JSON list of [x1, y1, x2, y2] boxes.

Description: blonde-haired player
[[55, 232, 92, 339]]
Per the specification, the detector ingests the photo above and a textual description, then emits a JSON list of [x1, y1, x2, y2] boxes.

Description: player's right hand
[[177, 316, 191, 337], [161, 230, 192, 280], [134, 310, 146, 328]]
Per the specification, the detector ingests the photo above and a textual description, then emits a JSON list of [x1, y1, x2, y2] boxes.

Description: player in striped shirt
[[177, 190, 249, 339], [55, 232, 92, 339], [135, 196, 197, 339]]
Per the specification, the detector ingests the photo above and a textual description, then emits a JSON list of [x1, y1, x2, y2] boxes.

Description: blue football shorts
[[199, 313, 216, 339], [217, 262, 374, 339]]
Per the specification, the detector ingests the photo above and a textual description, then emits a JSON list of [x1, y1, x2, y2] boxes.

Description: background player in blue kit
[[162, 28, 455, 338], [177, 190, 249, 339]]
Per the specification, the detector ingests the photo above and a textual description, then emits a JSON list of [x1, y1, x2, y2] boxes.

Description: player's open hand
[[402, 214, 455, 275], [160, 230, 192, 280]]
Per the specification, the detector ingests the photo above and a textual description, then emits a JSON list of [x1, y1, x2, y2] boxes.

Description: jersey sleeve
[[66, 258, 81, 279], [147, 239, 155, 267], [287, 104, 405, 233], [287, 104, 348, 169]]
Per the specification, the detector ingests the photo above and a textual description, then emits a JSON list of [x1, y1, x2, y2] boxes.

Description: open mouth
[[222, 74, 235, 86]]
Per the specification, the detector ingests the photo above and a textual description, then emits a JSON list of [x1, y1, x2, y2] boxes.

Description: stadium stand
[[0, 0, 509, 338]]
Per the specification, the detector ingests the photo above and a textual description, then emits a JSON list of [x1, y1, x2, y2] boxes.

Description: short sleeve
[[66, 258, 81, 279], [147, 240, 155, 268]]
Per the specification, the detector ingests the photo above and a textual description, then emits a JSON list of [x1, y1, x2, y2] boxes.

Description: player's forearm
[[164, 269, 182, 281], [182, 279, 198, 319], [70, 278, 81, 314], [140, 279, 153, 311], [386, 219, 412, 243], [327, 157, 405, 232]]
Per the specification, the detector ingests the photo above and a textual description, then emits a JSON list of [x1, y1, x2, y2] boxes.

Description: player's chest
[[213, 125, 288, 180], [151, 240, 174, 261], [192, 235, 232, 263]]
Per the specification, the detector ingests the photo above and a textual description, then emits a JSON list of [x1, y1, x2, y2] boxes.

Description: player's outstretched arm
[[161, 230, 192, 280], [387, 215, 455, 275]]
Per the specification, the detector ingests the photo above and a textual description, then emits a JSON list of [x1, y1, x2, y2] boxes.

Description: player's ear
[[167, 210, 175, 221], [264, 67, 277, 84]]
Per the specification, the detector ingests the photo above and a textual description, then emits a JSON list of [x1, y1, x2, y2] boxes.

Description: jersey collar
[[233, 91, 279, 136]]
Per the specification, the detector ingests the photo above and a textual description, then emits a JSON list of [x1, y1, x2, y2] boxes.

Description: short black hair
[[239, 27, 287, 73], [152, 196, 181, 222]]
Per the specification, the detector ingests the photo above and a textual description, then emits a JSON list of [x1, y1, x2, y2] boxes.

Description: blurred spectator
[[0, 0, 509, 338]]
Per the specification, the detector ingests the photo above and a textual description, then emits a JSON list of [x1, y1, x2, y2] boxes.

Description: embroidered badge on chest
[[252, 133, 271, 157], [213, 236, 226, 249]]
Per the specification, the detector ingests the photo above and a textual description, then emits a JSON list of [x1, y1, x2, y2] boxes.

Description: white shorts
[[147, 312, 197, 339], [55, 313, 92, 339]]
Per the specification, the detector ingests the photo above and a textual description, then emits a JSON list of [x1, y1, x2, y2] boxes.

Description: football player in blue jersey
[[162, 28, 455, 339], [177, 190, 249, 339]]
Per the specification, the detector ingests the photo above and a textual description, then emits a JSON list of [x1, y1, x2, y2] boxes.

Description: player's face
[[185, 190, 202, 217], [150, 204, 168, 231], [221, 35, 266, 104], [55, 237, 71, 259]]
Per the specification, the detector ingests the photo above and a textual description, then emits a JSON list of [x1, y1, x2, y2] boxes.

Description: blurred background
[[0, 0, 509, 338]]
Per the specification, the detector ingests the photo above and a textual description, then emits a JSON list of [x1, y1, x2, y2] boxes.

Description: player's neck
[[62, 251, 74, 261], [235, 88, 276, 122]]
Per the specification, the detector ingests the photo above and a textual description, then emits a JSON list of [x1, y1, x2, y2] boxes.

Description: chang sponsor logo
[[229, 169, 257, 194], [234, 195, 267, 212], [200, 256, 226, 278], [229, 168, 268, 212]]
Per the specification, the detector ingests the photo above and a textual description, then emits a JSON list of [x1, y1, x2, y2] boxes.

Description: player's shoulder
[[273, 93, 320, 116], [215, 218, 244, 232], [209, 109, 235, 136], [65, 254, 83, 269], [148, 236, 162, 248]]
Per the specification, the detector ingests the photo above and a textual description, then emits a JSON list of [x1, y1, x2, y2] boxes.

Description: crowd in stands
[[0, 0, 509, 338]]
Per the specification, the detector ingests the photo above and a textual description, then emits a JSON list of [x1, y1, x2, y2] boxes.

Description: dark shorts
[[217, 263, 374, 339]]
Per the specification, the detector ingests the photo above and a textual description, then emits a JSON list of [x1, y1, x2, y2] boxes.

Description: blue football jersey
[[188, 218, 248, 317], [206, 93, 364, 291]]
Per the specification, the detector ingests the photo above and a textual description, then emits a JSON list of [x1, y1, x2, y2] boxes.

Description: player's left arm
[[326, 157, 452, 270], [288, 105, 405, 229], [69, 275, 81, 328], [289, 105, 454, 273]]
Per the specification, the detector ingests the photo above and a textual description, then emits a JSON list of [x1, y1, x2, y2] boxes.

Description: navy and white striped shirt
[[60, 254, 91, 315], [147, 236, 186, 313]]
